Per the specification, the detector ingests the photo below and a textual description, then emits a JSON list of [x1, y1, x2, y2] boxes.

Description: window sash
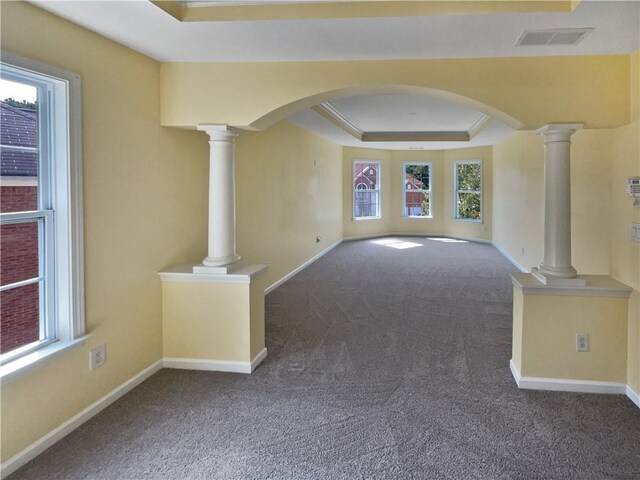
[[353, 160, 381, 218], [454, 161, 482, 221], [0, 211, 56, 364], [402, 162, 432, 217], [0, 54, 84, 373]]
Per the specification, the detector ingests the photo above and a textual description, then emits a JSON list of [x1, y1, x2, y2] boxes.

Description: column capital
[[197, 124, 242, 142], [537, 123, 584, 142]]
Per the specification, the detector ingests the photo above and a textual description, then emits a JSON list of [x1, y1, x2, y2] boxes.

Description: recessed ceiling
[[28, 1, 639, 62], [288, 94, 514, 151], [327, 94, 485, 132]]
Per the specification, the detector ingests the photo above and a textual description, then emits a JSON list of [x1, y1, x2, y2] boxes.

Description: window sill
[[0, 336, 89, 385], [402, 216, 433, 219], [353, 217, 382, 221], [453, 218, 483, 223]]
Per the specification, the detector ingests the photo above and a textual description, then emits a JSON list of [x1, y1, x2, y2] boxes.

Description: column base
[[193, 261, 243, 275], [194, 254, 242, 274], [531, 266, 587, 287]]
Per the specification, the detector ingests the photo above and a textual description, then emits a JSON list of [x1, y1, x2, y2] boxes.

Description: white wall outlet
[[576, 333, 589, 352], [90, 344, 107, 370]]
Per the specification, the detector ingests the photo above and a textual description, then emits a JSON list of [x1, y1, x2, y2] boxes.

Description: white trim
[[265, 239, 342, 294], [453, 159, 482, 222], [510, 273, 632, 298], [626, 385, 640, 409], [352, 159, 381, 220], [0, 360, 163, 479], [163, 348, 268, 375], [491, 241, 528, 272], [159, 264, 268, 284], [401, 161, 432, 218], [509, 359, 626, 394]]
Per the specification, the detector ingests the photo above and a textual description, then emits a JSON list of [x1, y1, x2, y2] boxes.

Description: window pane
[[355, 191, 379, 217], [405, 191, 430, 217], [404, 164, 430, 191], [0, 282, 41, 354], [1, 221, 39, 286], [354, 162, 378, 191], [456, 163, 481, 191], [1, 80, 39, 213], [457, 192, 481, 220]]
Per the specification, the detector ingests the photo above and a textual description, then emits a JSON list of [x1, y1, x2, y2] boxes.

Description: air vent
[[516, 28, 593, 47]]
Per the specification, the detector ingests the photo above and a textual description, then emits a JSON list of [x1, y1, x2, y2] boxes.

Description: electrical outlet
[[90, 344, 107, 370], [576, 333, 589, 352], [521, 247, 525, 256], [316, 236, 321, 243]]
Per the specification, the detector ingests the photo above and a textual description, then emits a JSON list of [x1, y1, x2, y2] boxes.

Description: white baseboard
[[265, 239, 342, 294], [509, 359, 627, 394], [0, 359, 163, 479], [492, 242, 528, 273], [626, 385, 640, 409], [163, 347, 268, 375]]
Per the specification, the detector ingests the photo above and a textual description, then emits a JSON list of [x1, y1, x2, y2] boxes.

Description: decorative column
[[194, 125, 241, 274], [531, 124, 585, 286]]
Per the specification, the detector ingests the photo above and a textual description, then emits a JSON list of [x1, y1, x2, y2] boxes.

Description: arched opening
[[248, 84, 524, 132]]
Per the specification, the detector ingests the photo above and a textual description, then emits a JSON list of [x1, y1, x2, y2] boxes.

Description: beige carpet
[[9, 237, 640, 479]]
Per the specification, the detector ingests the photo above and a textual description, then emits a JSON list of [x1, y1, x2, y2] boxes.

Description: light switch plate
[[632, 223, 640, 244]]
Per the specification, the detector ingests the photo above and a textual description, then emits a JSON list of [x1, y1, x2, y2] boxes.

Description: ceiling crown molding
[[312, 101, 490, 143]]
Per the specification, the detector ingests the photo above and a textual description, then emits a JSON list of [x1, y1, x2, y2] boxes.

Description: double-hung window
[[454, 160, 482, 221], [353, 160, 381, 219], [402, 162, 432, 217], [0, 53, 84, 379]]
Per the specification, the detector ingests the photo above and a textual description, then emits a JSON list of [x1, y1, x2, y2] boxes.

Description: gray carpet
[[9, 237, 640, 479]]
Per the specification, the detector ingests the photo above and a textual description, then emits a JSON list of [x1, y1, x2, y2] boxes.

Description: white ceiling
[[29, 1, 640, 63], [328, 94, 485, 132]]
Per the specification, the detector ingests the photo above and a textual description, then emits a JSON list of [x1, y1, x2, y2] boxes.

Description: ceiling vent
[[516, 28, 593, 47]]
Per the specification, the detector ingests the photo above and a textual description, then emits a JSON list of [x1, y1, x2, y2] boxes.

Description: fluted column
[[532, 124, 586, 286], [194, 125, 241, 274]]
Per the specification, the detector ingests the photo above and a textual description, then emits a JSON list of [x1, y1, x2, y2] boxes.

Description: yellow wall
[[516, 293, 628, 382], [343, 146, 492, 241], [610, 52, 640, 393], [161, 55, 630, 130], [493, 130, 613, 274], [1, 1, 209, 462], [494, 52, 639, 391], [235, 120, 343, 290]]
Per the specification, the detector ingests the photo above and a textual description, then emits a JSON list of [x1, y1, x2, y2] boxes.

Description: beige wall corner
[[235, 121, 343, 291]]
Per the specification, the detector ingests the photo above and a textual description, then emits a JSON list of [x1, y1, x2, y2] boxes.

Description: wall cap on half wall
[[159, 263, 268, 284], [511, 273, 632, 298]]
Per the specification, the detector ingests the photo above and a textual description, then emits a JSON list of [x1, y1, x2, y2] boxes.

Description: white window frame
[[401, 162, 432, 218], [0, 52, 85, 383], [352, 159, 381, 220], [453, 159, 482, 223]]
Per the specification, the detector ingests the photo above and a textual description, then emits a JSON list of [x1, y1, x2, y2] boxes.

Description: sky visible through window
[[0, 79, 36, 102]]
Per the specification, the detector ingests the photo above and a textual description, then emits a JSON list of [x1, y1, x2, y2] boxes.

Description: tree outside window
[[455, 161, 481, 221]]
